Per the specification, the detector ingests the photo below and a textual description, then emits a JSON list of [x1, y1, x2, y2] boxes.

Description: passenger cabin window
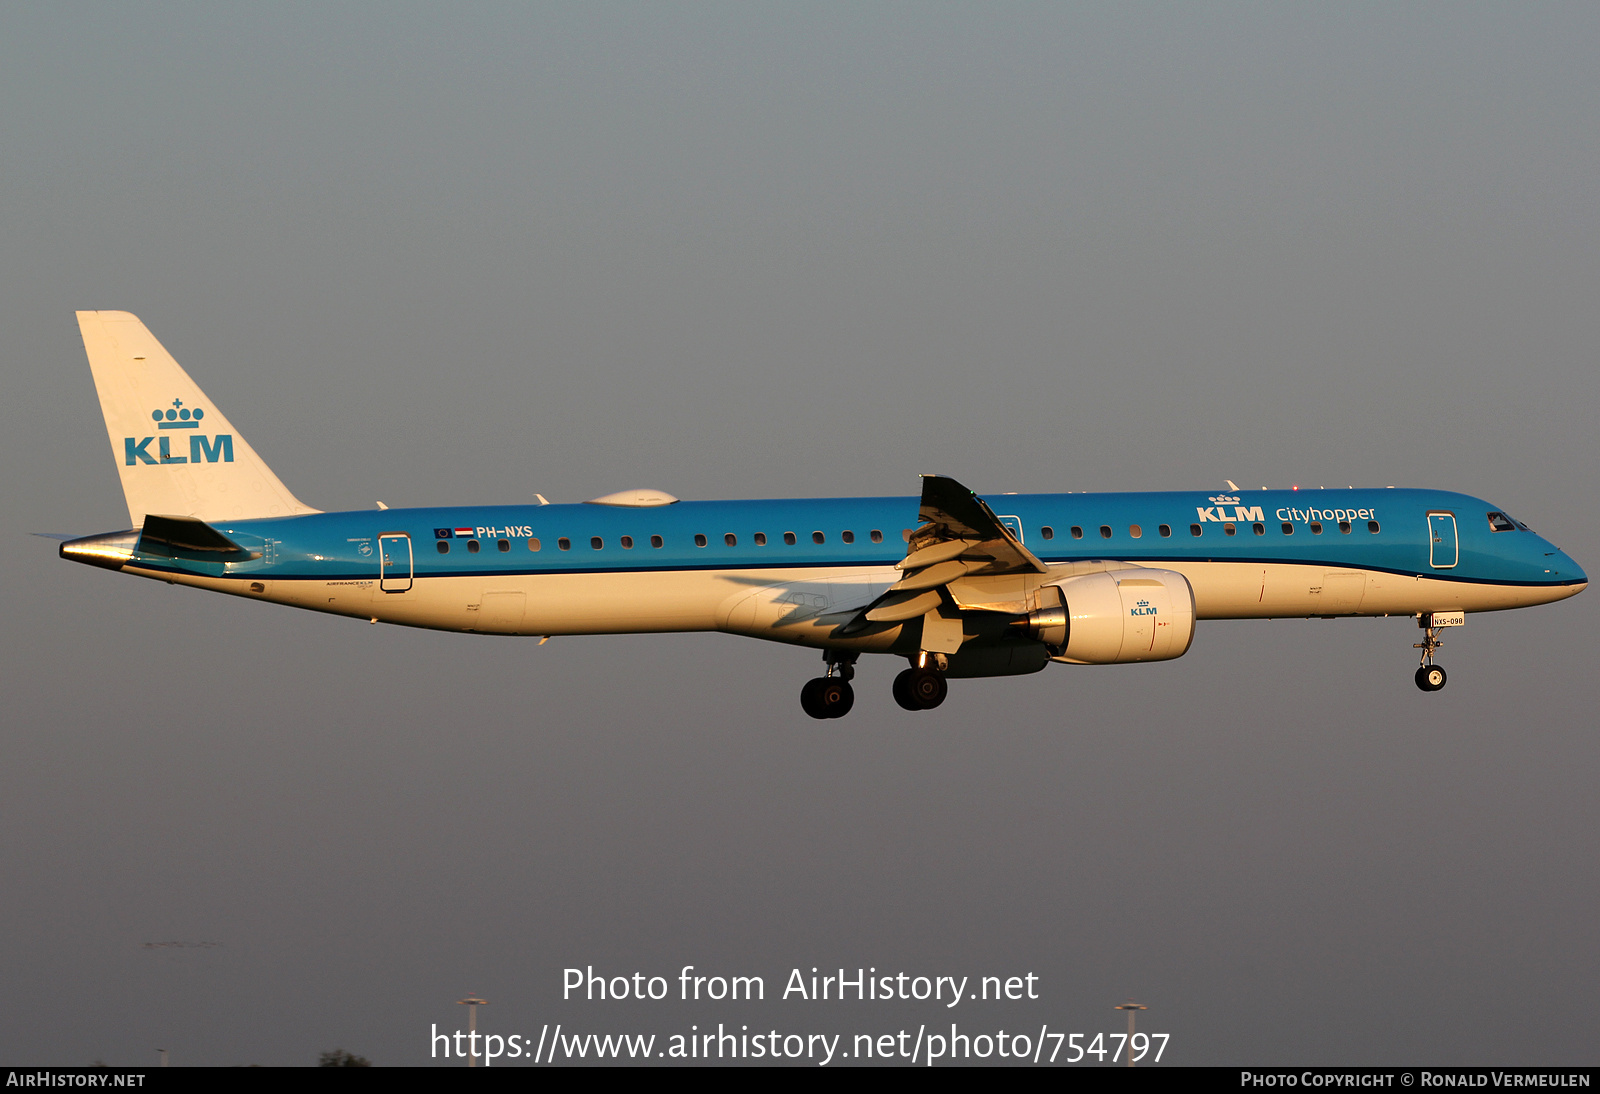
[[870, 530, 883, 543], [1129, 525, 1142, 538], [694, 534, 707, 547], [467, 539, 481, 553], [1070, 527, 1084, 539], [1487, 512, 1516, 532], [1338, 521, 1352, 534], [1368, 521, 1380, 534], [437, 541, 449, 554], [1099, 525, 1112, 539], [1252, 523, 1265, 535], [724, 533, 737, 547], [558, 537, 571, 551], [1281, 523, 1294, 535], [754, 532, 767, 546], [1190, 524, 1202, 537], [650, 535, 663, 548], [1223, 522, 1236, 536], [842, 530, 855, 544], [1041, 526, 1054, 540], [591, 537, 603, 550], [620, 535, 634, 549], [1159, 524, 1172, 538], [784, 532, 797, 545], [1310, 522, 1323, 534], [812, 531, 825, 544], [497, 539, 510, 552], [529, 538, 541, 551]]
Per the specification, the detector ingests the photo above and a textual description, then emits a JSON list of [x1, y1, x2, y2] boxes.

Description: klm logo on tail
[[124, 400, 233, 466]]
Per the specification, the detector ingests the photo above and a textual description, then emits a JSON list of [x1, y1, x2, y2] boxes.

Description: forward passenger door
[[1427, 512, 1458, 570]]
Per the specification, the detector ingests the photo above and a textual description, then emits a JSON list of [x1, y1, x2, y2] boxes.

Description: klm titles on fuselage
[[124, 401, 233, 466], [1196, 494, 1378, 526], [1195, 494, 1266, 523]]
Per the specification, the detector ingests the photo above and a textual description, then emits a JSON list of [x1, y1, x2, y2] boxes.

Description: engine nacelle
[[1019, 568, 1196, 665]]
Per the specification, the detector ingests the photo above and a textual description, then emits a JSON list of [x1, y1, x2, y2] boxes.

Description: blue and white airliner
[[57, 312, 1586, 717]]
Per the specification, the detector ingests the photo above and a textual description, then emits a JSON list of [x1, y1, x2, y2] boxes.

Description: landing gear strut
[[1414, 615, 1449, 692], [893, 652, 948, 711], [800, 651, 856, 719]]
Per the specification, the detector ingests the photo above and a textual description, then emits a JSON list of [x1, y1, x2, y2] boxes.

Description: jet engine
[[1018, 569, 1196, 664]]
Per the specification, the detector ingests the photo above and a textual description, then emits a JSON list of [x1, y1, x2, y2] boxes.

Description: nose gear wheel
[[1415, 664, 1447, 692]]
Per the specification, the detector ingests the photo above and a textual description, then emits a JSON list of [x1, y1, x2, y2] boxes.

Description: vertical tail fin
[[77, 311, 318, 524]]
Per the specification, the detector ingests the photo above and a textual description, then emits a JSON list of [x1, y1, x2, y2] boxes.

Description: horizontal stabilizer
[[137, 514, 260, 561]]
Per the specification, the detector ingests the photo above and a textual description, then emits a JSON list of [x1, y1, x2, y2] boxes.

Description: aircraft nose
[[1539, 544, 1586, 589], [1558, 550, 1586, 587]]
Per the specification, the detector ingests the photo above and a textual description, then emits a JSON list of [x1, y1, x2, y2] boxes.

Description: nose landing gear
[[800, 651, 856, 719], [1413, 614, 1451, 692]]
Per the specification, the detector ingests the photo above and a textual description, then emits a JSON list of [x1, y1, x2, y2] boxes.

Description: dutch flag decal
[[454, 526, 474, 538]]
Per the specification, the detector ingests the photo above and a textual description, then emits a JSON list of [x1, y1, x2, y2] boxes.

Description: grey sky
[[2, 3, 1596, 1065]]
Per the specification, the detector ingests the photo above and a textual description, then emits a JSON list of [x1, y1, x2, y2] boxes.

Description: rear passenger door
[[379, 533, 413, 592]]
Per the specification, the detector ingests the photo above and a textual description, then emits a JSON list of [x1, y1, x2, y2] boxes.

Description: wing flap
[[864, 588, 945, 623], [887, 558, 974, 592], [896, 538, 972, 571]]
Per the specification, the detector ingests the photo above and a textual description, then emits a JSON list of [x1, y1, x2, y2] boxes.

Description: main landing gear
[[799, 651, 952, 717], [893, 652, 948, 712], [1414, 615, 1449, 693], [800, 651, 856, 719]]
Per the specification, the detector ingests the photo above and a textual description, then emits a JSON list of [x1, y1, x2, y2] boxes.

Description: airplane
[[56, 312, 1587, 718]]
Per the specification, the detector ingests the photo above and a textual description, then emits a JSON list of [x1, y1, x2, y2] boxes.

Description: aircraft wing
[[840, 475, 1048, 632], [911, 474, 1049, 575]]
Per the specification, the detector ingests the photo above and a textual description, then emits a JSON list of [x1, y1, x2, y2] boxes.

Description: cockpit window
[[1487, 512, 1516, 533]]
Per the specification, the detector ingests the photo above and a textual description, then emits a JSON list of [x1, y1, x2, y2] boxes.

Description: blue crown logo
[[1137, 599, 1150, 607], [151, 398, 206, 429]]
